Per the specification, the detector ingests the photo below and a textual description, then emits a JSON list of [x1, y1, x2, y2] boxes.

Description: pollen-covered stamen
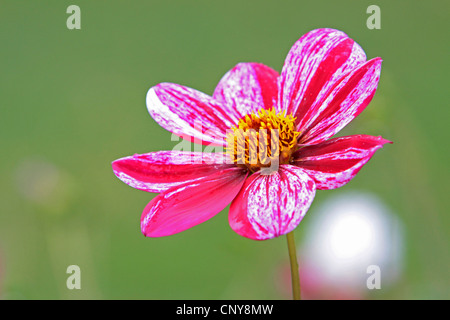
[[226, 108, 300, 172]]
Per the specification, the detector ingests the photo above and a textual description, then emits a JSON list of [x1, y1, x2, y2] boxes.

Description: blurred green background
[[0, 0, 448, 299]]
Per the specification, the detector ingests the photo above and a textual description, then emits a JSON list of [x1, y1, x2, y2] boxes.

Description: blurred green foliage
[[0, 0, 448, 299]]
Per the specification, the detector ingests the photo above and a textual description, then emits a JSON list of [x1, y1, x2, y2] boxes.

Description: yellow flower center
[[226, 108, 300, 173]]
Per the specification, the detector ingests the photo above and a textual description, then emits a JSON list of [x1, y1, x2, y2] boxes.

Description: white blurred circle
[[300, 191, 404, 291]]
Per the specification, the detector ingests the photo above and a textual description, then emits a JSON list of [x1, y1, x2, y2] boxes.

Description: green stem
[[286, 231, 301, 300]]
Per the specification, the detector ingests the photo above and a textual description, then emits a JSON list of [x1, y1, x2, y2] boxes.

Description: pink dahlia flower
[[112, 28, 391, 240]]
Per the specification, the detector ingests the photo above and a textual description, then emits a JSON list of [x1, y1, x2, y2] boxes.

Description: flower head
[[112, 28, 391, 240], [226, 107, 300, 172]]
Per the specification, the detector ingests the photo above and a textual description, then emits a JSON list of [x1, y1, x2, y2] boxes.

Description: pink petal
[[141, 167, 247, 237], [112, 151, 232, 193], [298, 58, 383, 144], [293, 135, 391, 190], [229, 165, 316, 240], [147, 83, 239, 146], [278, 28, 367, 121], [213, 63, 279, 117]]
